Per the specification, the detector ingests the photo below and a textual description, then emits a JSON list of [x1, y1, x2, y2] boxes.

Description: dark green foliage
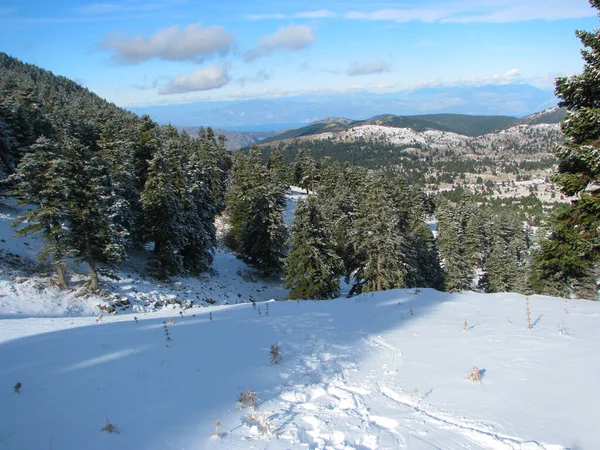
[[436, 199, 475, 292], [61, 137, 130, 290], [531, 5, 600, 299], [530, 200, 600, 299], [293, 149, 317, 193], [438, 196, 532, 294], [141, 146, 186, 278], [483, 210, 529, 293], [10, 137, 70, 287], [226, 147, 287, 276], [315, 163, 365, 281], [284, 197, 342, 299], [351, 173, 414, 293], [2, 53, 220, 285]]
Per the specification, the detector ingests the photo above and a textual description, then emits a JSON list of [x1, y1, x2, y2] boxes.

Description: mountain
[[261, 111, 556, 145], [519, 107, 567, 125], [128, 84, 558, 129], [176, 126, 279, 151]]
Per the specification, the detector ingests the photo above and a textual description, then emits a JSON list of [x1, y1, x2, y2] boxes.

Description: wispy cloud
[[77, 0, 186, 15], [418, 68, 527, 88], [248, 10, 335, 20], [237, 69, 272, 87], [346, 0, 594, 23], [347, 60, 392, 76], [244, 25, 314, 62], [98, 22, 233, 64], [346, 8, 448, 23], [159, 64, 230, 94]]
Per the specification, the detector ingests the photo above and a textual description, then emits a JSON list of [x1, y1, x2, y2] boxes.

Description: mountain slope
[[519, 107, 567, 125], [0, 288, 597, 449]]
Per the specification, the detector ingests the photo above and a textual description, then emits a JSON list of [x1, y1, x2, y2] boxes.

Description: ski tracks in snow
[[226, 320, 566, 450]]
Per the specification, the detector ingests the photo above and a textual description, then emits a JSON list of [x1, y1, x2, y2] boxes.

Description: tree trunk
[[86, 239, 99, 291], [377, 245, 383, 292], [89, 259, 99, 291], [55, 262, 68, 289]]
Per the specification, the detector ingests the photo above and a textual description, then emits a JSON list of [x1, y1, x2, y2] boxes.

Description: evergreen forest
[[0, 34, 598, 301]]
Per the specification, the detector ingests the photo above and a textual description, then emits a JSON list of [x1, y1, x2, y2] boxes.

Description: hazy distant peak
[[309, 117, 354, 126], [519, 106, 566, 125]]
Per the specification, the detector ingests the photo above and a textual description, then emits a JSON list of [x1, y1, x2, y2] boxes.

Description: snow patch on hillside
[[315, 125, 469, 150]]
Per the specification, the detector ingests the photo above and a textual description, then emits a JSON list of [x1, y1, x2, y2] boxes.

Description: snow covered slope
[[0, 198, 288, 318], [1, 290, 598, 450], [1, 194, 598, 450]]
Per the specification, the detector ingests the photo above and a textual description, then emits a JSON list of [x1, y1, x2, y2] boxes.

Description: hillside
[[262, 109, 566, 145], [0, 53, 142, 184], [176, 127, 279, 151]]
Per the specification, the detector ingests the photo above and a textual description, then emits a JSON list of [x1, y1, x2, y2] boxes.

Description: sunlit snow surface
[[1, 291, 598, 449]]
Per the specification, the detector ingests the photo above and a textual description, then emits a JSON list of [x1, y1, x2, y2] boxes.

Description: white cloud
[[248, 10, 335, 20], [444, 2, 594, 23], [79, 2, 163, 14], [506, 68, 521, 79], [295, 10, 336, 19], [346, 8, 448, 23], [244, 25, 314, 62], [348, 60, 392, 76], [247, 13, 286, 20], [99, 22, 233, 64], [345, 0, 595, 23], [159, 64, 230, 94], [415, 68, 536, 89]]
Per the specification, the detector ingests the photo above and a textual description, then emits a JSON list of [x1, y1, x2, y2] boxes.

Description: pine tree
[[293, 149, 317, 193], [226, 147, 287, 276], [352, 172, 411, 293], [140, 144, 185, 279], [317, 163, 365, 281], [60, 137, 129, 290], [284, 197, 342, 299], [436, 198, 475, 292], [532, 3, 600, 299], [11, 136, 70, 288], [410, 221, 444, 290], [267, 147, 288, 191], [180, 136, 217, 274]]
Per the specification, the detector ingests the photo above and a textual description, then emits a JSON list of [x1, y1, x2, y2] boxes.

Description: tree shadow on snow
[[0, 288, 485, 450]]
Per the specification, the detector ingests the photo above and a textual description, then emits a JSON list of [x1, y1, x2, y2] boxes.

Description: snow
[[283, 186, 308, 226], [314, 124, 469, 149], [1, 198, 599, 450], [1, 291, 598, 449]]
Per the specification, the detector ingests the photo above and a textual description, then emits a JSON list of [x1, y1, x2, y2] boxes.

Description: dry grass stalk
[[238, 389, 258, 409], [247, 412, 273, 435], [270, 344, 282, 365], [101, 417, 119, 433], [468, 367, 482, 383], [526, 297, 532, 329]]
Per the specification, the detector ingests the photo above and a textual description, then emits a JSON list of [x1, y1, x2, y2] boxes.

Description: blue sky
[[0, 0, 597, 108]]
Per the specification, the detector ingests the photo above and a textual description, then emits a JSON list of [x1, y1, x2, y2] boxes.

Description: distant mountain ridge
[[260, 108, 566, 144]]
